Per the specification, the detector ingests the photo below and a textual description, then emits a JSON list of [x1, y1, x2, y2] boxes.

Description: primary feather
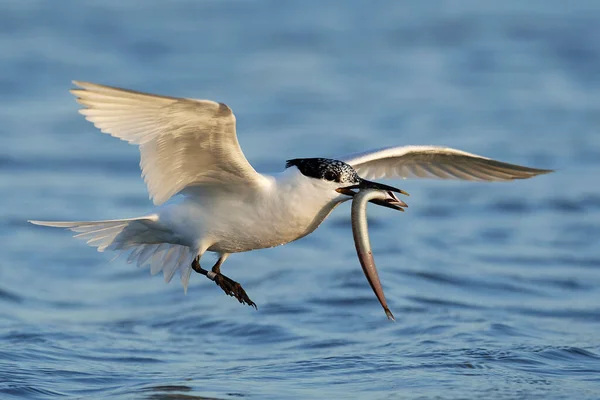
[[339, 145, 553, 181], [71, 81, 268, 205]]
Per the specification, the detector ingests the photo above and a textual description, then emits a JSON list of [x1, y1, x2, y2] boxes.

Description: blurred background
[[1, 1, 599, 399]]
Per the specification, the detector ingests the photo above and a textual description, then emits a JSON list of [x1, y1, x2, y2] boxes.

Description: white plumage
[[72, 81, 268, 205], [340, 145, 546, 181], [29, 82, 552, 300]]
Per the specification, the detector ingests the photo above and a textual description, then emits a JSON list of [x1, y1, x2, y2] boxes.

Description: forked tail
[[28, 217, 196, 292]]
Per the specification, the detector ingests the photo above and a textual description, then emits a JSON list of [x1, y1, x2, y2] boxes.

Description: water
[[2, 1, 600, 398]]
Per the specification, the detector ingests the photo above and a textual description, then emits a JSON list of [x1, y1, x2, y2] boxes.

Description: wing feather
[[71, 81, 268, 205], [339, 145, 552, 182]]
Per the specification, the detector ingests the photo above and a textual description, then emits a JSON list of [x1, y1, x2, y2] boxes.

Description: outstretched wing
[[72, 81, 268, 205], [339, 145, 552, 181]]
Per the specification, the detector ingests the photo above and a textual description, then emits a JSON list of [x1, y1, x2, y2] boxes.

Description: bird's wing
[[71, 81, 269, 205], [338, 145, 553, 181]]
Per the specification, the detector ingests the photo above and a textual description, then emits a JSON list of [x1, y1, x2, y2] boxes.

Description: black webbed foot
[[191, 256, 257, 309], [213, 273, 257, 309]]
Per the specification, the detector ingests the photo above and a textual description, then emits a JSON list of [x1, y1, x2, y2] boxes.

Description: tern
[[29, 82, 552, 317]]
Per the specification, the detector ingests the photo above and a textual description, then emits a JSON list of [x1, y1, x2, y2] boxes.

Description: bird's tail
[[28, 217, 196, 292]]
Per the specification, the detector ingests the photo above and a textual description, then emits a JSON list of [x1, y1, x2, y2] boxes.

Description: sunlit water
[[1, 1, 600, 399]]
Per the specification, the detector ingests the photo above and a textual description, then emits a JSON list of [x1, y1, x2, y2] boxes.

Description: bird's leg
[[191, 256, 209, 275], [191, 255, 256, 309], [211, 255, 257, 309]]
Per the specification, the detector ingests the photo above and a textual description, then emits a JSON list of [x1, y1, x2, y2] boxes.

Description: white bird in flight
[[29, 82, 552, 318]]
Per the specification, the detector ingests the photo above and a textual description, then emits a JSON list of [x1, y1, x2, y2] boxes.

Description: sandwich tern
[[29, 82, 552, 318]]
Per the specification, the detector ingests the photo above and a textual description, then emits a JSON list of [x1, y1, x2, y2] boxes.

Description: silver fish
[[351, 189, 403, 320]]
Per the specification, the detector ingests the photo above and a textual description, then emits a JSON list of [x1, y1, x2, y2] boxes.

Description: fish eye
[[323, 170, 338, 182]]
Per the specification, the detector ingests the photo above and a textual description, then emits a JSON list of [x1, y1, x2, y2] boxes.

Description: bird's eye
[[323, 170, 338, 182]]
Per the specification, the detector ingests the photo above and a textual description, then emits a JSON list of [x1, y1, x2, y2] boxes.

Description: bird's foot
[[191, 256, 256, 309], [212, 273, 257, 309]]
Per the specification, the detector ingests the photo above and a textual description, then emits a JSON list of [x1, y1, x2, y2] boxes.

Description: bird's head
[[285, 158, 409, 211]]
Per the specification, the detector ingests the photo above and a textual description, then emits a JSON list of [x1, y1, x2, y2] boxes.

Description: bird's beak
[[337, 179, 409, 211]]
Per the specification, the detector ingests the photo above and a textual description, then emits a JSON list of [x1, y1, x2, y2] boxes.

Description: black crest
[[285, 158, 360, 184]]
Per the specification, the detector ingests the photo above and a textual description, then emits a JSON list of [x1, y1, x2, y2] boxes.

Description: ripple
[[137, 384, 228, 400], [289, 338, 358, 350], [488, 198, 531, 213], [417, 206, 456, 218], [309, 295, 382, 308], [535, 346, 600, 362], [545, 194, 600, 213], [0, 384, 67, 398], [547, 198, 585, 213], [260, 302, 311, 316], [404, 270, 543, 295], [152, 315, 298, 345], [0, 155, 138, 175], [476, 227, 512, 242], [142, 385, 193, 392], [477, 254, 600, 269], [76, 354, 165, 364], [509, 306, 600, 322], [579, 194, 600, 209], [392, 323, 453, 337], [1, 332, 49, 344], [484, 194, 600, 215], [487, 323, 529, 338], [516, 276, 591, 291], [0, 287, 23, 303], [406, 295, 483, 310]]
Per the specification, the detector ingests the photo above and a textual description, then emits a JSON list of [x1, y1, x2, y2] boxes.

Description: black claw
[[214, 274, 257, 309], [190, 257, 256, 309]]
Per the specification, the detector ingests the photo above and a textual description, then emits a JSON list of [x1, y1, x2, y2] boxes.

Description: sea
[[1, 1, 599, 398]]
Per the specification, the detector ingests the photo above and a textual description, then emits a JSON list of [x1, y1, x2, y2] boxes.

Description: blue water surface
[[1, 1, 600, 399]]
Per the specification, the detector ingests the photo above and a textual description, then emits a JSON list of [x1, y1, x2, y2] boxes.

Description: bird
[[29, 81, 552, 313]]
